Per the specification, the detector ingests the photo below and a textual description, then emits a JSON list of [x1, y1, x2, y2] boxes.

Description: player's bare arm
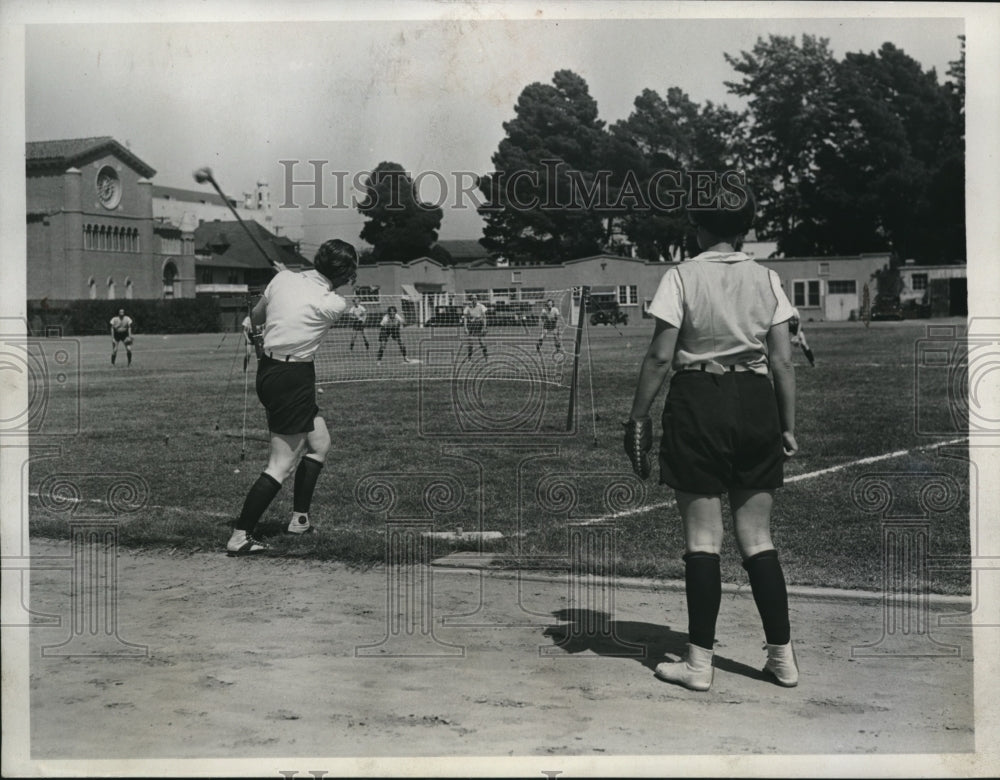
[[250, 296, 267, 329], [629, 317, 679, 421], [766, 320, 798, 457]]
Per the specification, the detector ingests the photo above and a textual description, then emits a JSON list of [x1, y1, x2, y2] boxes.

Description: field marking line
[[579, 435, 969, 525], [26, 491, 232, 520]]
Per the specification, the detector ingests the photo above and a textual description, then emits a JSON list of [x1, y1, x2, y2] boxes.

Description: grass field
[[27, 317, 971, 593]]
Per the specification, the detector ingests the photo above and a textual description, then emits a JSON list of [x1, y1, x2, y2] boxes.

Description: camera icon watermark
[[0, 318, 81, 437], [915, 318, 1000, 436]]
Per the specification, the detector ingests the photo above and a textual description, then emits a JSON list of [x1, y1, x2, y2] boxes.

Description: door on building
[[949, 278, 967, 316], [824, 280, 858, 321]]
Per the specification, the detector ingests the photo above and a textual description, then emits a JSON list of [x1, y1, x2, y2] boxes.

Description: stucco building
[[27, 136, 196, 301]]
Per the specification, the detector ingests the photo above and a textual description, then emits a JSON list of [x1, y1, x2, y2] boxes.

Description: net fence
[[314, 288, 581, 386]]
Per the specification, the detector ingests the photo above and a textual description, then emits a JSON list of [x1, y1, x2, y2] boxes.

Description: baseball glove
[[124, 336, 134, 346], [622, 416, 653, 480]]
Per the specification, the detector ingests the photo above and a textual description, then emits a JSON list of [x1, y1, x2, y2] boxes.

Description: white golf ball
[[234, 468, 240, 474]]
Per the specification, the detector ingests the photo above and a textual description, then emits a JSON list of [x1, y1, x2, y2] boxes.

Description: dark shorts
[[379, 326, 400, 342], [659, 371, 784, 494], [113, 331, 130, 342], [352, 320, 366, 332], [255, 357, 318, 435], [542, 322, 557, 331], [467, 321, 485, 336]]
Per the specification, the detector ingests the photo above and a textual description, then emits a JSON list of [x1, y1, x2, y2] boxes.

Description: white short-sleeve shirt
[[349, 304, 367, 322], [260, 270, 348, 359], [463, 303, 487, 322], [380, 313, 405, 328], [647, 251, 794, 374], [110, 315, 133, 332]]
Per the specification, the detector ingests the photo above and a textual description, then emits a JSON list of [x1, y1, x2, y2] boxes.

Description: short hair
[[387, 305, 397, 314], [687, 178, 756, 239], [313, 239, 358, 287]]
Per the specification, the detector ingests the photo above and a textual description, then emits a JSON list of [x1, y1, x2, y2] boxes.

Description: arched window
[[83, 225, 91, 250], [163, 261, 178, 299], [107, 277, 116, 300], [125, 278, 133, 300], [133, 229, 140, 253], [99, 226, 107, 251], [88, 277, 96, 300], [114, 227, 121, 252]]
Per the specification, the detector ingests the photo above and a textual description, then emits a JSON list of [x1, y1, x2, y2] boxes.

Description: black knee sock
[[684, 552, 721, 650], [400, 344, 407, 359], [292, 457, 324, 514], [742, 549, 790, 645], [235, 473, 282, 531]]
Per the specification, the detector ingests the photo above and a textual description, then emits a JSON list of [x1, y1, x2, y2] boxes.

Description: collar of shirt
[[691, 250, 750, 264]]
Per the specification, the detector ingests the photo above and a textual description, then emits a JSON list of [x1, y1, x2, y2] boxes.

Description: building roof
[[193, 219, 309, 270], [152, 184, 236, 209], [434, 239, 490, 263], [26, 136, 157, 178]]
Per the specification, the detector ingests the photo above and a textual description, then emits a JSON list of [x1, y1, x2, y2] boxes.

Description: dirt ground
[[21, 537, 982, 774]]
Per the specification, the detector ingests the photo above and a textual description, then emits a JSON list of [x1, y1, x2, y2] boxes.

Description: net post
[[566, 286, 590, 432]]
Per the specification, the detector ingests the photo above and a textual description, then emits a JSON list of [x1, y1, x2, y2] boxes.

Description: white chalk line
[[26, 436, 967, 535], [581, 435, 969, 525]]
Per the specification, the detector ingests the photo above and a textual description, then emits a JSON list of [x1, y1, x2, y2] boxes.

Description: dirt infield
[[20, 537, 981, 774]]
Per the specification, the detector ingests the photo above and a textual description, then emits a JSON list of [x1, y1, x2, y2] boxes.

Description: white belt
[[265, 351, 313, 363]]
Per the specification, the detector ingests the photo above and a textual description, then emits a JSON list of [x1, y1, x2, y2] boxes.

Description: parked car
[[870, 294, 904, 321], [424, 305, 464, 327], [487, 301, 539, 327], [587, 293, 629, 326]]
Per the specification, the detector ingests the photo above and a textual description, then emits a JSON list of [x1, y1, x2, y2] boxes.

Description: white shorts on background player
[[260, 270, 348, 360]]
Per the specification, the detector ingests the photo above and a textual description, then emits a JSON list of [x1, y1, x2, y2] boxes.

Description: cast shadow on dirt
[[543, 608, 766, 681]]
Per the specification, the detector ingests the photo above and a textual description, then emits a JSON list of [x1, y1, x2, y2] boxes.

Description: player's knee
[[307, 421, 331, 459]]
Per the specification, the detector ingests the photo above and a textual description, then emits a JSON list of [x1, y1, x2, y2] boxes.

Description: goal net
[[313, 288, 581, 387]]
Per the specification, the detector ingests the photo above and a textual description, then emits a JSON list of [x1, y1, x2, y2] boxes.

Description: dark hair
[[313, 239, 358, 287], [687, 178, 756, 239]]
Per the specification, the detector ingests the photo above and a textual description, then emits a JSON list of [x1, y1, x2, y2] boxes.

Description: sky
[[22, 9, 966, 254]]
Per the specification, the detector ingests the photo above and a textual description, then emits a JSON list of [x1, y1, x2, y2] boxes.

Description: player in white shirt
[[110, 308, 133, 366], [788, 308, 815, 366], [241, 312, 264, 370], [625, 180, 799, 691], [226, 239, 357, 556], [376, 306, 409, 364], [348, 298, 370, 351], [462, 295, 489, 362], [536, 298, 563, 354]]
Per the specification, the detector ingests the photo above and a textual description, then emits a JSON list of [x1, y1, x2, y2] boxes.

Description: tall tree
[[609, 87, 747, 261], [724, 35, 840, 253], [478, 70, 608, 263], [357, 162, 443, 262]]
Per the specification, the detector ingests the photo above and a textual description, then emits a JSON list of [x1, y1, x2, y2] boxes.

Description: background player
[[348, 297, 370, 351], [537, 298, 563, 355], [462, 294, 489, 362], [241, 310, 264, 370], [788, 308, 816, 366], [376, 306, 409, 364], [110, 308, 133, 366], [624, 181, 799, 692], [226, 239, 358, 555]]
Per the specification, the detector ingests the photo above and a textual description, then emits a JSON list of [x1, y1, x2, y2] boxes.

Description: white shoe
[[286, 515, 314, 535], [763, 641, 799, 687], [226, 530, 268, 556], [654, 642, 714, 691]]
